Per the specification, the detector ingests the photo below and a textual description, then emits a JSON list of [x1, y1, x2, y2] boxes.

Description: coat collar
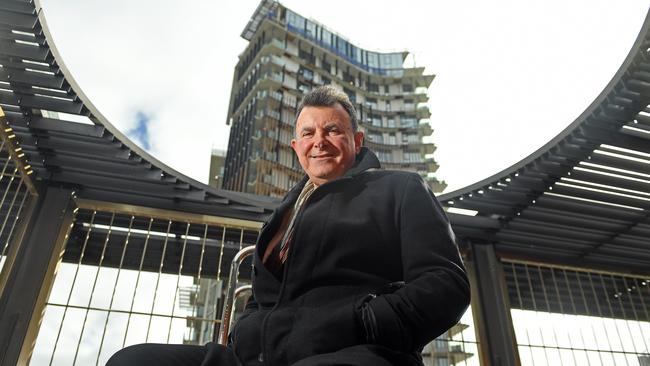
[[254, 148, 381, 286], [344, 147, 381, 178]]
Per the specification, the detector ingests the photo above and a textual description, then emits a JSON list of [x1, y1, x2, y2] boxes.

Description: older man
[[108, 86, 470, 366]]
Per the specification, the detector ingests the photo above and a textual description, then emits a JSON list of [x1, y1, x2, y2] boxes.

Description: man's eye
[[302, 131, 313, 137]]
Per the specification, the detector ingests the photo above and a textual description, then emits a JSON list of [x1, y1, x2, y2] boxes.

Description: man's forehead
[[295, 105, 351, 129], [297, 119, 343, 129]]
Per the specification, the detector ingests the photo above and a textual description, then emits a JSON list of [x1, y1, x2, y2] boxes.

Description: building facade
[[222, 0, 445, 197], [209, 148, 227, 189]]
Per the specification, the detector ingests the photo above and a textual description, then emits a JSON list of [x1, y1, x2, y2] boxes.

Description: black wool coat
[[230, 148, 470, 366]]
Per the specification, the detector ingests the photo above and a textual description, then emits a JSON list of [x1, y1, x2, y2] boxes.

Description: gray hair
[[295, 85, 358, 132]]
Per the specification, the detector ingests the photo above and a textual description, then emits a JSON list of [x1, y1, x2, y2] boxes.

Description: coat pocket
[[285, 298, 363, 363], [231, 310, 265, 365]]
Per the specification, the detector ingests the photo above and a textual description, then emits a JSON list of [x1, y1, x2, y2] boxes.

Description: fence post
[[470, 242, 521, 366], [0, 186, 75, 366]]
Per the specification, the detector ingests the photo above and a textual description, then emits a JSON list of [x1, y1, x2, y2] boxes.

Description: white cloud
[[40, 0, 650, 191]]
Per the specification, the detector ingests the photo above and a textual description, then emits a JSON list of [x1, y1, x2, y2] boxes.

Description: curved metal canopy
[[440, 9, 650, 274], [1, 1, 648, 274], [0, 0, 278, 221]]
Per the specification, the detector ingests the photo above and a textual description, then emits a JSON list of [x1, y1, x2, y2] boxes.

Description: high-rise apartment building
[[223, 0, 445, 197]]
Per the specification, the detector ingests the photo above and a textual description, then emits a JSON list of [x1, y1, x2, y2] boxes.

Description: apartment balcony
[[418, 120, 433, 136]]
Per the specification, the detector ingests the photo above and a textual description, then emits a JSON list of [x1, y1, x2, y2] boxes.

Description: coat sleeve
[[361, 173, 470, 351], [228, 294, 259, 345]]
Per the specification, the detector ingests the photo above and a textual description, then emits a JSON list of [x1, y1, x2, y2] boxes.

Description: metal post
[[0, 188, 38, 300], [0, 186, 75, 366], [471, 242, 521, 366], [217, 245, 255, 345]]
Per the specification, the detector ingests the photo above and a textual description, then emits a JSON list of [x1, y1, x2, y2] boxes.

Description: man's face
[[291, 104, 364, 186]]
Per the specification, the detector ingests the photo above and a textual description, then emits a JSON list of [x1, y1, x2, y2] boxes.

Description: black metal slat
[[620, 124, 650, 140], [0, 56, 54, 72], [496, 243, 581, 259], [608, 235, 650, 248], [0, 39, 48, 61], [18, 94, 82, 114], [0, 89, 18, 105], [0, 29, 42, 44], [568, 168, 650, 194], [506, 218, 612, 242], [462, 189, 532, 207], [629, 120, 650, 131], [50, 171, 206, 201], [535, 195, 642, 222], [496, 231, 595, 251], [27, 127, 121, 146], [28, 116, 103, 136], [521, 206, 629, 232], [22, 136, 131, 162], [43, 155, 165, 182], [0, 1, 35, 16], [449, 198, 517, 217], [552, 183, 650, 210], [0, 8, 37, 29], [0, 67, 64, 89], [626, 223, 650, 237], [635, 110, 650, 124], [527, 160, 572, 178], [10, 84, 70, 100]]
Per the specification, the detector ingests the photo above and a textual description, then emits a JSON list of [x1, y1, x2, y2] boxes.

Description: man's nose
[[313, 131, 328, 148]]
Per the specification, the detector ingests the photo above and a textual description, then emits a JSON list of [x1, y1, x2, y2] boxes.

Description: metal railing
[[28, 202, 261, 366], [0, 107, 38, 299], [217, 245, 256, 345], [505, 259, 650, 366]]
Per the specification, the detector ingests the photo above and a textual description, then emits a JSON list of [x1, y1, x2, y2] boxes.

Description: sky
[[38, 0, 650, 193]]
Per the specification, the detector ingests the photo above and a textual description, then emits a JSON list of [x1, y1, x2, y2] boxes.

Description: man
[[108, 86, 470, 366]]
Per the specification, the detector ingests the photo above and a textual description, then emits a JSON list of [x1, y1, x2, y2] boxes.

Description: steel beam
[[0, 186, 74, 366], [471, 242, 520, 366]]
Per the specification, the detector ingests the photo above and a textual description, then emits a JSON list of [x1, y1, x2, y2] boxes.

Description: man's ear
[[354, 131, 364, 153], [291, 138, 297, 152]]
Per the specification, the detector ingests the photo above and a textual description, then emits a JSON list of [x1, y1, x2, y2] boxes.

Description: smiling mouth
[[310, 154, 334, 159]]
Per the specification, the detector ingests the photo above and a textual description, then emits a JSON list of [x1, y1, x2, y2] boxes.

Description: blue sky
[[128, 112, 152, 151]]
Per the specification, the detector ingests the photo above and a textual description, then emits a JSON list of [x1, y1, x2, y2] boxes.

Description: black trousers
[[105, 343, 403, 366], [106, 343, 238, 366]]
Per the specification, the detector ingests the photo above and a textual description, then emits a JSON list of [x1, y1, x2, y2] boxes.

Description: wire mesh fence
[[29, 207, 259, 366], [0, 145, 33, 272], [505, 260, 650, 366], [0, 110, 38, 294]]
